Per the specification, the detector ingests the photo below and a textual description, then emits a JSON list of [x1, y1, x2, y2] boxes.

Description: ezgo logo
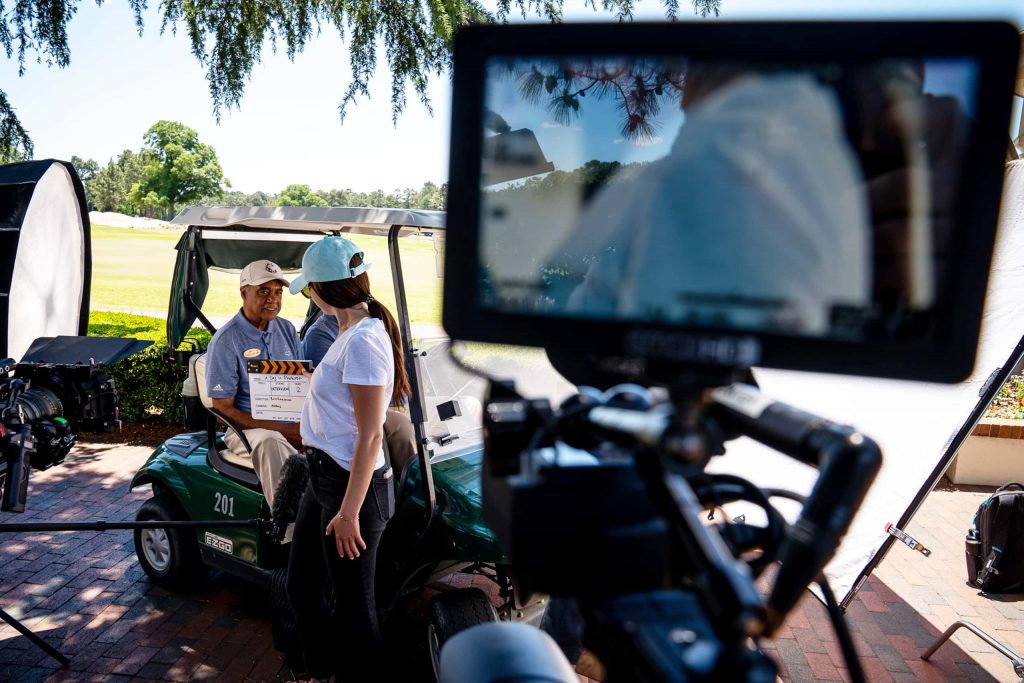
[[204, 532, 233, 554]]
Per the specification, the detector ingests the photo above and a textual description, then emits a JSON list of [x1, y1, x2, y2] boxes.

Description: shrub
[[88, 311, 211, 424]]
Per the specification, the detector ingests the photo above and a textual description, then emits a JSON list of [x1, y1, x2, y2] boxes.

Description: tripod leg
[[0, 606, 69, 668]]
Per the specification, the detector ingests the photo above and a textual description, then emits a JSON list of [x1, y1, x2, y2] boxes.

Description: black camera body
[[0, 336, 151, 512], [1, 358, 119, 468], [481, 386, 673, 600]]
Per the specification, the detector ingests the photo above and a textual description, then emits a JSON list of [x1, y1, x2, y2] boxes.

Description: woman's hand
[[326, 511, 367, 559]]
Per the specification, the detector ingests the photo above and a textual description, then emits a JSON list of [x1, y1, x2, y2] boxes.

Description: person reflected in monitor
[[555, 62, 873, 336], [839, 60, 967, 322]]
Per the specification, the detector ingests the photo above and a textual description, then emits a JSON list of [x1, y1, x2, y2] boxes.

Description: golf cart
[[128, 206, 554, 674]]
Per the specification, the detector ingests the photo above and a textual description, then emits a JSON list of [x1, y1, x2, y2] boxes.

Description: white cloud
[[634, 136, 664, 147]]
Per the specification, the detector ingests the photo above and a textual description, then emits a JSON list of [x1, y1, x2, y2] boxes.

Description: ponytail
[[367, 298, 411, 407], [312, 273, 411, 407]]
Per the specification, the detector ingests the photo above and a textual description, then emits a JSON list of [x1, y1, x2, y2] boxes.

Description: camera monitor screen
[[443, 22, 1020, 382]]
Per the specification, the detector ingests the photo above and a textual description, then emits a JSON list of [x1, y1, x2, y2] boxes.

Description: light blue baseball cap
[[288, 236, 371, 295]]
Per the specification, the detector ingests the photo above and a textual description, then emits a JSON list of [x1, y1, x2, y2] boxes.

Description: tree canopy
[[0, 0, 722, 158], [276, 183, 328, 207], [131, 120, 227, 218], [85, 149, 162, 216]]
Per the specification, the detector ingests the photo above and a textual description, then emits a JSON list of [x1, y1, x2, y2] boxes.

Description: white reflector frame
[[0, 160, 89, 362]]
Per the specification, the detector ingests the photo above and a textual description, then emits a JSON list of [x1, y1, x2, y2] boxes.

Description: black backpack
[[965, 482, 1024, 593]]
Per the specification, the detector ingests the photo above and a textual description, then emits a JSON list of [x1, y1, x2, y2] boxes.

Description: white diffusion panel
[[709, 160, 1024, 601], [7, 163, 86, 361]]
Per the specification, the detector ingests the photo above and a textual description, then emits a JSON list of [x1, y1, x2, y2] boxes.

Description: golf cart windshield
[[416, 338, 486, 461]]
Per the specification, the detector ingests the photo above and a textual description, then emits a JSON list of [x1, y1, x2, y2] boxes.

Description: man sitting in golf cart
[[204, 259, 302, 510]]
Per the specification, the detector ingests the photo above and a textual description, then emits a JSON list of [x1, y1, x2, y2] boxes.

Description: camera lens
[[16, 387, 62, 422]]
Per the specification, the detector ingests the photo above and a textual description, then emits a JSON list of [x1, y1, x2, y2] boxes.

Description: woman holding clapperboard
[[285, 236, 409, 682]]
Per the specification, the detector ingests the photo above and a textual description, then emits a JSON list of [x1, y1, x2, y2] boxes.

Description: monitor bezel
[[444, 21, 1020, 382]]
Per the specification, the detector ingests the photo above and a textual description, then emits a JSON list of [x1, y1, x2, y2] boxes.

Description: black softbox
[[0, 160, 91, 361]]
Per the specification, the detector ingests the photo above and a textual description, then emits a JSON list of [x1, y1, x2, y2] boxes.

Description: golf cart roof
[[167, 205, 446, 350], [171, 206, 446, 234]]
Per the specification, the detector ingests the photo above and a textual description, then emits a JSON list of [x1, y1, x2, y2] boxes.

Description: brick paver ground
[[0, 440, 1019, 682], [0, 441, 297, 682]]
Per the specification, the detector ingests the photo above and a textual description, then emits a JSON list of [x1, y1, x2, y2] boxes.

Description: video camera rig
[[437, 19, 1021, 683], [467, 371, 879, 681], [0, 336, 151, 512]]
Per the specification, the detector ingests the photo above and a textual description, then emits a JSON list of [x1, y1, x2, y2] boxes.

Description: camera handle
[[708, 384, 882, 633], [0, 377, 28, 426], [563, 381, 880, 682], [477, 374, 879, 681], [584, 382, 881, 636]]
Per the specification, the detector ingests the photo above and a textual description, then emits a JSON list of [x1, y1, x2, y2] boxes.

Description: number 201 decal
[[214, 492, 235, 517]]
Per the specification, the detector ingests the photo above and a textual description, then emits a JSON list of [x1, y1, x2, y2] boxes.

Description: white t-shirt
[[300, 317, 394, 471], [565, 73, 870, 335]]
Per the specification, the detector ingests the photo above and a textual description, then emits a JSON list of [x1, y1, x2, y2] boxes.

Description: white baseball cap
[[240, 260, 290, 288]]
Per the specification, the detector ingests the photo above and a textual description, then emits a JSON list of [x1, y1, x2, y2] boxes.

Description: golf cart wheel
[[133, 495, 206, 589], [427, 587, 498, 681]]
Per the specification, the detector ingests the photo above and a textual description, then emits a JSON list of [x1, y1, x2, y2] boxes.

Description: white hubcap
[[140, 528, 172, 572]]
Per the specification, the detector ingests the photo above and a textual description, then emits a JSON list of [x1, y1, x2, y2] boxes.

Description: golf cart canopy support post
[[388, 224, 437, 522]]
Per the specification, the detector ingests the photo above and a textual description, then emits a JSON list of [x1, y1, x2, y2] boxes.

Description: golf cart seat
[[192, 353, 261, 487], [384, 408, 416, 482]]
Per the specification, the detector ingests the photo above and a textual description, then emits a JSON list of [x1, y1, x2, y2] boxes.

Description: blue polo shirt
[[302, 314, 338, 367], [205, 310, 301, 414]]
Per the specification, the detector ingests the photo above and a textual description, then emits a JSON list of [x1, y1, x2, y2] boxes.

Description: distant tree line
[[71, 122, 447, 218], [256, 182, 448, 211], [73, 120, 227, 219]]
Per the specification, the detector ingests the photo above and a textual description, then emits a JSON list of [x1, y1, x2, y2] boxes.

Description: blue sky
[[486, 57, 981, 177], [2, 0, 1022, 194]]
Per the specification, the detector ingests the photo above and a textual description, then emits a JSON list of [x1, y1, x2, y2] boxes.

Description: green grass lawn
[[90, 224, 566, 392], [90, 224, 443, 326]]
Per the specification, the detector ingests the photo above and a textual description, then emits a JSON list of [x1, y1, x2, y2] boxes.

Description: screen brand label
[[624, 330, 761, 366]]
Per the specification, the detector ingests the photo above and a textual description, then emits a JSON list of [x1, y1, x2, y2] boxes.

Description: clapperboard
[[246, 360, 312, 422]]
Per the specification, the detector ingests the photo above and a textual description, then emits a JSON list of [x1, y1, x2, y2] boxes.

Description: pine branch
[[0, 0, 726, 157], [0, 89, 34, 161]]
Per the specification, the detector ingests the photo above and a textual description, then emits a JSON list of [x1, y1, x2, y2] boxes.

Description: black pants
[[286, 448, 394, 679]]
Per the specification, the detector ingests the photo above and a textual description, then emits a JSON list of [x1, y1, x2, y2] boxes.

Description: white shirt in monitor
[[566, 72, 871, 336]]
